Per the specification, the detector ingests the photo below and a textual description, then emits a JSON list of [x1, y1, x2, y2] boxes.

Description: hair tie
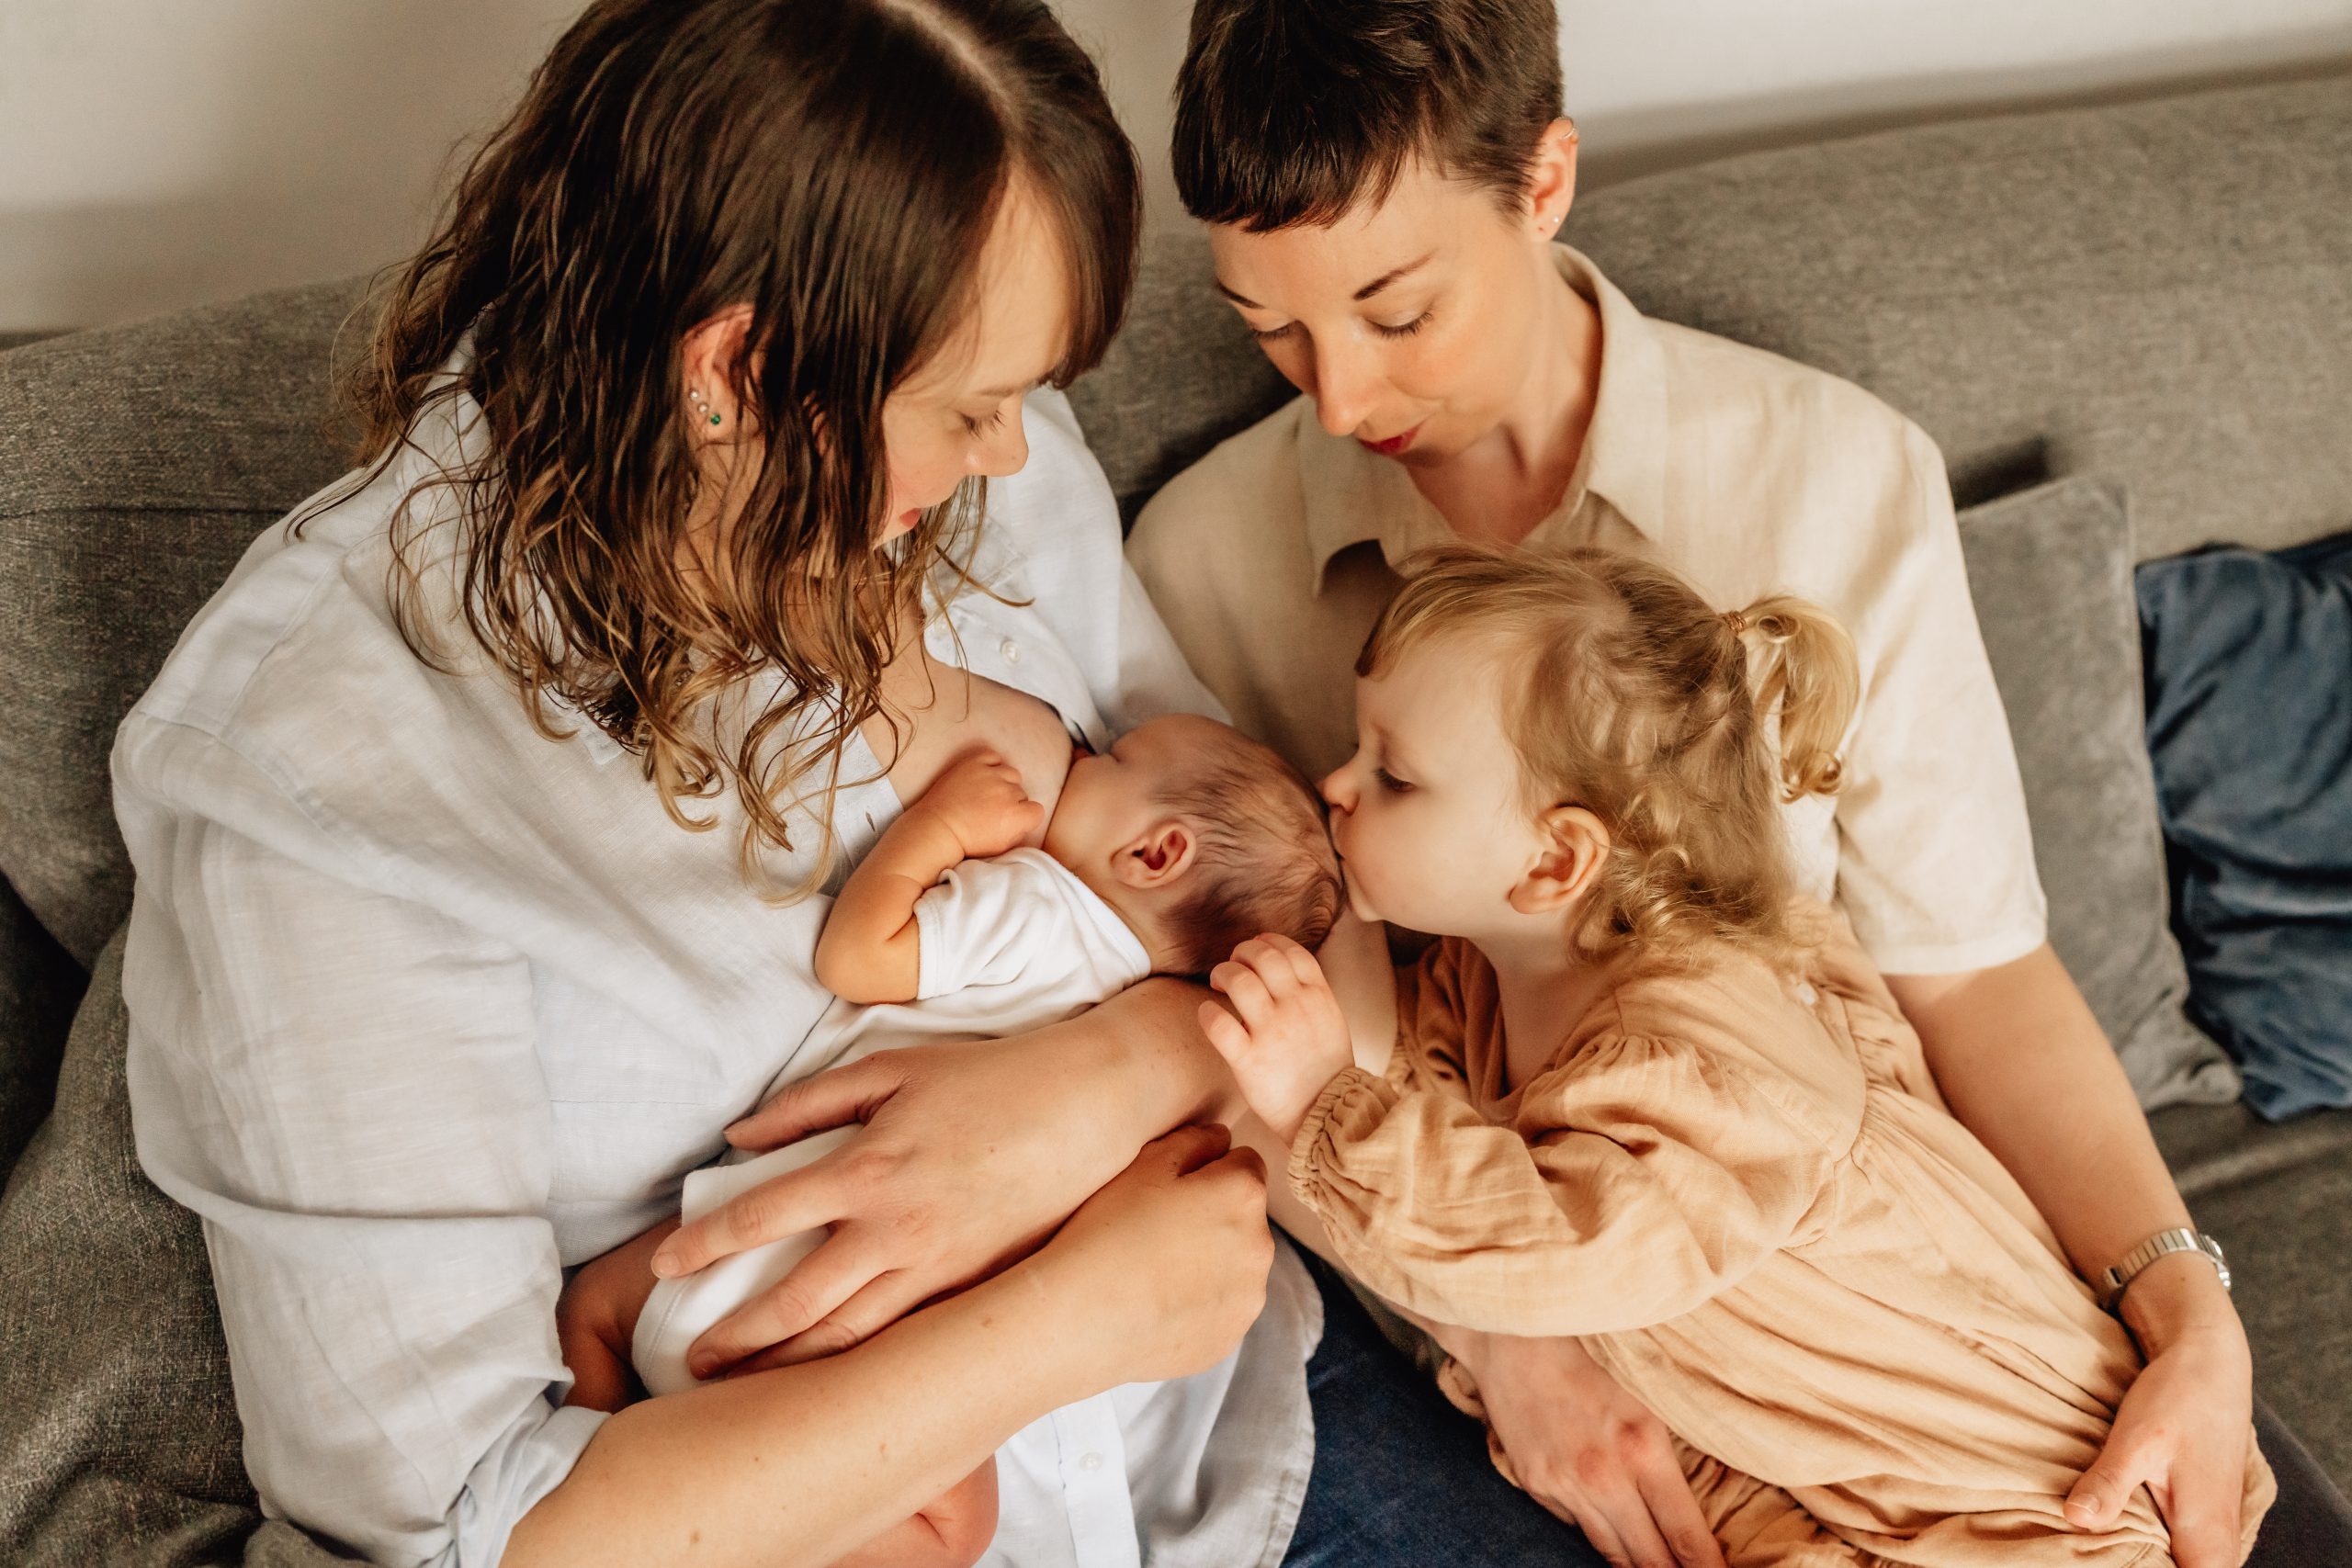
[[1722, 608, 1747, 635]]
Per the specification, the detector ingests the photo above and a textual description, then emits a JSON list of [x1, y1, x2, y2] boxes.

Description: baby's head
[[1326, 545, 1860, 965], [1045, 714, 1344, 976]]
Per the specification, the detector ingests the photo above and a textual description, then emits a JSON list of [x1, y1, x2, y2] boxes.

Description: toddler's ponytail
[[1729, 597, 1859, 803]]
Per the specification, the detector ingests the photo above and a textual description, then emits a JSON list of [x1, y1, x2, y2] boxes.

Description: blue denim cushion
[[2139, 531, 2352, 1120]]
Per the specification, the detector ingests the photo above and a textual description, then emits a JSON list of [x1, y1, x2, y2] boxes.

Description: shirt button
[[1000, 638, 1021, 664], [1079, 1451, 1104, 1472]]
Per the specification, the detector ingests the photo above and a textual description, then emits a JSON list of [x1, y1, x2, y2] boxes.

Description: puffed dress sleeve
[[1290, 946, 1840, 1337]]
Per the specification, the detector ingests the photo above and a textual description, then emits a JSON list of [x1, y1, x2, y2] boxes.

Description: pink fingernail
[[689, 1353, 718, 1380], [650, 1252, 679, 1279]]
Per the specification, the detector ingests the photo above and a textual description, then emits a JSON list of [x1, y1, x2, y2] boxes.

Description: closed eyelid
[[1228, 302, 1292, 336], [1367, 724, 1420, 778]]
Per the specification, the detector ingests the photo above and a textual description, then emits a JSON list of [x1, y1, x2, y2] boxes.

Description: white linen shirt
[[115, 387, 1319, 1568]]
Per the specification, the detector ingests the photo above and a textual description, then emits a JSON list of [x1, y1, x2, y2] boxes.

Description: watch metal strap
[[2096, 1227, 2231, 1311]]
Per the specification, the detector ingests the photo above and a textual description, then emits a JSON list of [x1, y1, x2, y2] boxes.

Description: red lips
[[1361, 423, 1422, 457]]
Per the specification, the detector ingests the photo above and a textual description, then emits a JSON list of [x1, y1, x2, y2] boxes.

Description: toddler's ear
[[1114, 820, 1198, 890], [1509, 806, 1611, 915]]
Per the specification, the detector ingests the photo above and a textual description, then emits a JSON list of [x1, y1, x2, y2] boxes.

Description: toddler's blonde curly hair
[[1360, 545, 1860, 965]]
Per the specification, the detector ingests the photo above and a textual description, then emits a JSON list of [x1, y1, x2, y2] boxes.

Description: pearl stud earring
[[686, 388, 722, 428]]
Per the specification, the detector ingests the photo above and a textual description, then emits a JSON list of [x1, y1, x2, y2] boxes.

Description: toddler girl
[[1204, 545, 2274, 1566]]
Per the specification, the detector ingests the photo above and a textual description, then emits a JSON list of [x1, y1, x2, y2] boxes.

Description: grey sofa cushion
[[0, 280, 368, 970], [0, 877, 80, 1187], [1558, 73, 2352, 563], [0, 933, 354, 1566], [1957, 476, 2237, 1109]]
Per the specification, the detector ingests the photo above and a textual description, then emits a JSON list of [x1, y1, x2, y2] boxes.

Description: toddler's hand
[[919, 749, 1045, 860], [1200, 934, 1354, 1145]]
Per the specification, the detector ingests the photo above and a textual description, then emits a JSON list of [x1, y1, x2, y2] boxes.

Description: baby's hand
[[919, 749, 1045, 860], [1200, 934, 1355, 1146]]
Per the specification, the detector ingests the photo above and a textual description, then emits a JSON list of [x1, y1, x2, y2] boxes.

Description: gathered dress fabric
[[1288, 909, 2274, 1566]]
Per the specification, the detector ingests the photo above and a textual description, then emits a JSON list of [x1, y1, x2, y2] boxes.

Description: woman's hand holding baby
[[652, 979, 1247, 1373], [1023, 1123, 1276, 1389], [1201, 934, 1355, 1146]]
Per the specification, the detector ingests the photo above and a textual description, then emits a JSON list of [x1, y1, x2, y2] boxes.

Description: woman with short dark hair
[[1133, 3, 2267, 1566]]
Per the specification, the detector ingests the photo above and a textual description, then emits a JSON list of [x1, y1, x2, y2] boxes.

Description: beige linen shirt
[[1127, 245, 2047, 976]]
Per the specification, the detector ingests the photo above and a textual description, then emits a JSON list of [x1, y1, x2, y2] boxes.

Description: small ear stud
[[686, 387, 722, 428]]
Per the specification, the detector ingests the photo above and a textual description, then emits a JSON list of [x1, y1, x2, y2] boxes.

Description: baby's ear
[[1114, 819, 1198, 890]]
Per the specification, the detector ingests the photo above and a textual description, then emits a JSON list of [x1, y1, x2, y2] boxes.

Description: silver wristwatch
[[2097, 1227, 2231, 1312]]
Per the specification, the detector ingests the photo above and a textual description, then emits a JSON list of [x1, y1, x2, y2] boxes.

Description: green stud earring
[[686, 387, 723, 429]]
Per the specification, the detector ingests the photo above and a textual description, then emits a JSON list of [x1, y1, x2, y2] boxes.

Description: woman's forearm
[[508, 1264, 1089, 1568], [1062, 974, 1246, 1133], [1887, 943, 2211, 1319]]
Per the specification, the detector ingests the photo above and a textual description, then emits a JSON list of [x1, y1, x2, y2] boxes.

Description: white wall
[[1056, 0, 2352, 236], [0, 0, 579, 332], [4, 0, 2349, 333]]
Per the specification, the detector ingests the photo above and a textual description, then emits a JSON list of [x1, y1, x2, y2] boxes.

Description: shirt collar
[[1303, 243, 1672, 588]]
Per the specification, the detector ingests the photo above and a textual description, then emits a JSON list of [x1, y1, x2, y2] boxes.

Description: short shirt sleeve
[[911, 849, 1102, 1000], [1826, 422, 2050, 975]]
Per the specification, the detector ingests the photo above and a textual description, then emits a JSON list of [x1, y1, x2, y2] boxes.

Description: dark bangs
[[1172, 0, 1564, 231]]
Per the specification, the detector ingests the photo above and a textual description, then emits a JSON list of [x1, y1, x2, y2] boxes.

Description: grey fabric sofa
[[4, 70, 2348, 1566]]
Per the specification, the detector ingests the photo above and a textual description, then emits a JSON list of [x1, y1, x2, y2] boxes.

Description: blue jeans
[[1280, 1253, 2352, 1567], [1282, 1255, 1608, 1567]]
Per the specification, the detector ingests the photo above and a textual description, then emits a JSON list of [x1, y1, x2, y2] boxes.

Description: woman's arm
[[1888, 947, 2194, 1280], [557, 1218, 1002, 1568], [1886, 945, 2252, 1568], [650, 973, 1244, 1370], [513, 1124, 1274, 1568], [1815, 422, 2250, 1564]]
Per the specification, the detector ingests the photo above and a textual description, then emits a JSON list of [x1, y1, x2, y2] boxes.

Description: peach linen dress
[[1288, 910, 2273, 1567]]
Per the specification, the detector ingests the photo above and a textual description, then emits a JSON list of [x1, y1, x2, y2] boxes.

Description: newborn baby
[[558, 712, 1342, 1568]]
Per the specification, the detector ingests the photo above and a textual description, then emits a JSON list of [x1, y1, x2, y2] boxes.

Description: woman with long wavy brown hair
[[115, 3, 1296, 1564]]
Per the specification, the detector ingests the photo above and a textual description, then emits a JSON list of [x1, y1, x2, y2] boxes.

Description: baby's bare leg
[[828, 1455, 1000, 1568], [556, 1215, 681, 1413]]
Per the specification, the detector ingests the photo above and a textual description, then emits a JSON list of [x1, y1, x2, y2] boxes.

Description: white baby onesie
[[634, 847, 1152, 1390]]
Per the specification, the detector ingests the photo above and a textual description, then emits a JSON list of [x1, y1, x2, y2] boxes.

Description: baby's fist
[[921, 750, 1045, 859]]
